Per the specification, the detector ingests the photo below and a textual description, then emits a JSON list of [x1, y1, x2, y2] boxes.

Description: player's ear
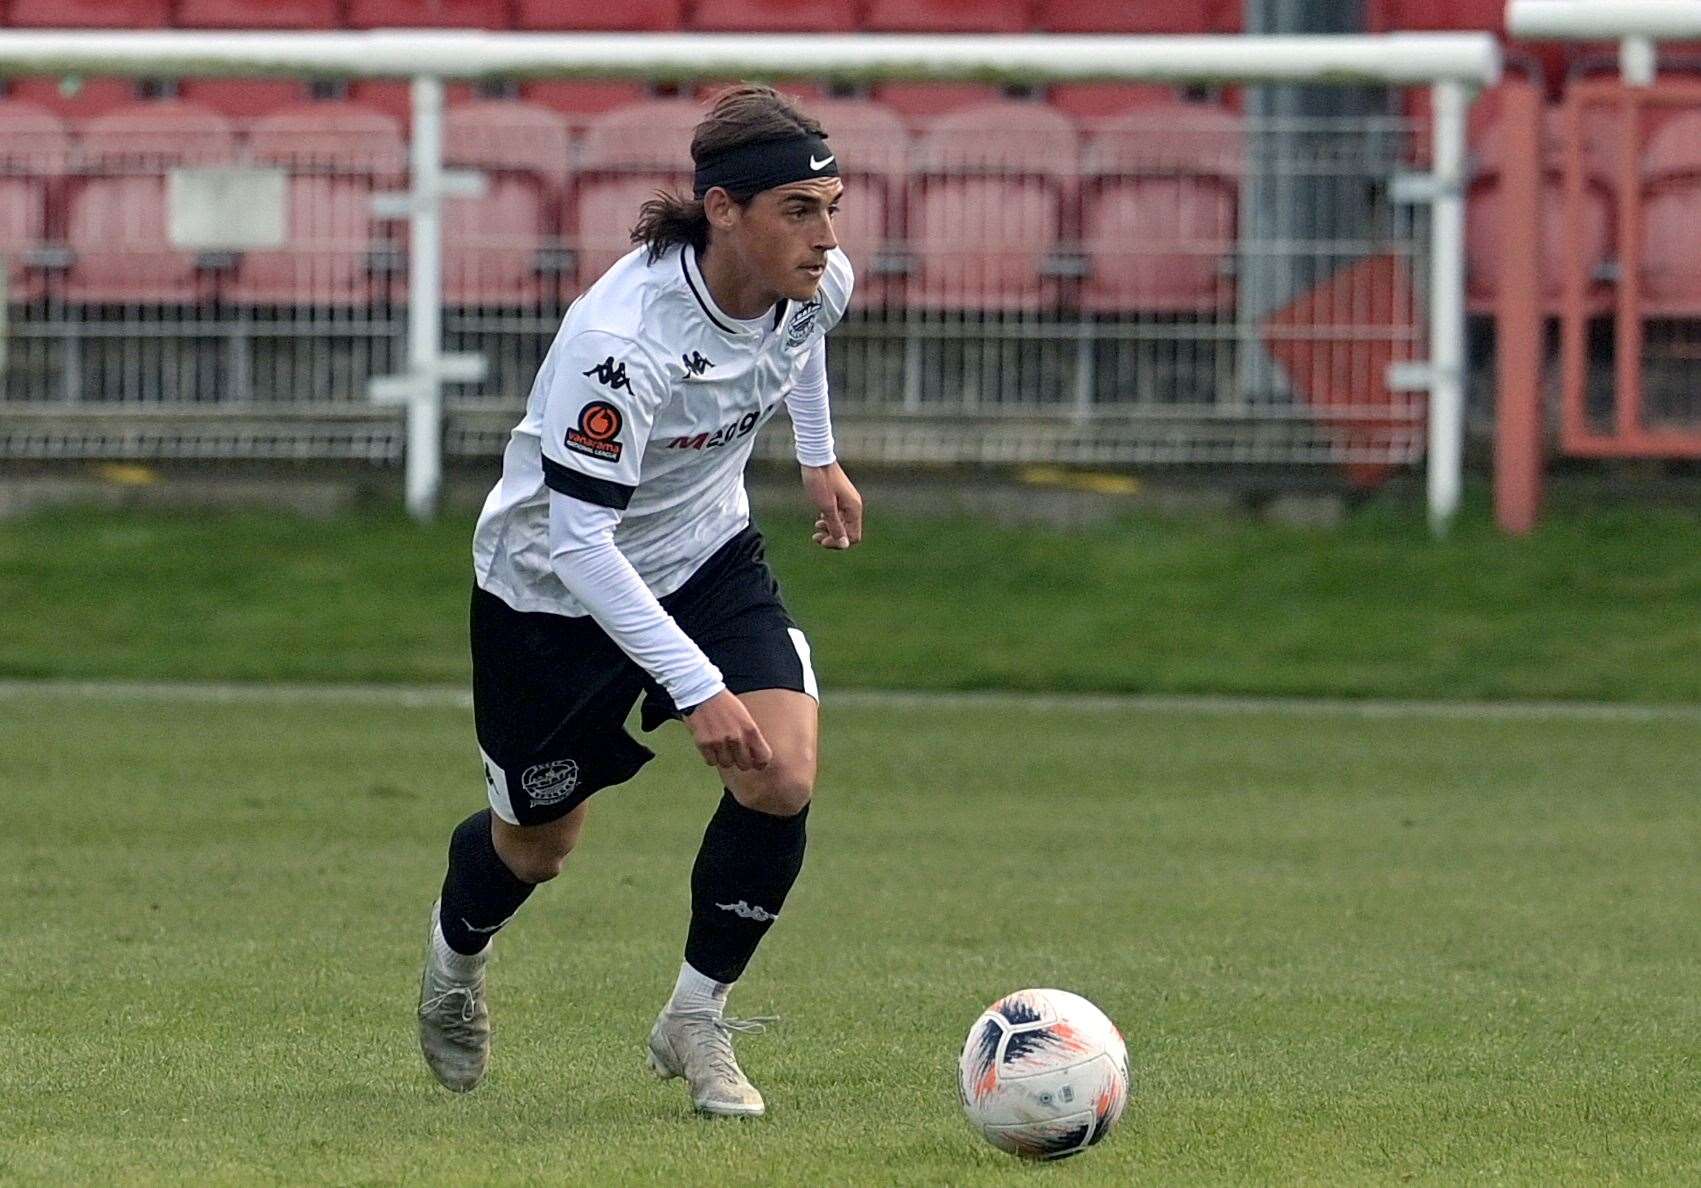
[[703, 187, 740, 231]]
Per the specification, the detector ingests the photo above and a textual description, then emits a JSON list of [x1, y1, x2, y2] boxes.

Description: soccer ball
[[957, 988, 1130, 1161]]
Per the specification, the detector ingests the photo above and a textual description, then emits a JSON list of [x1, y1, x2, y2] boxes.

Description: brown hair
[[630, 84, 828, 264]]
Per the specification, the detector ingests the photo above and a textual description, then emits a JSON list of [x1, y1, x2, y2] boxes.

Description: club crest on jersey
[[520, 759, 579, 806], [565, 400, 624, 462], [783, 298, 822, 350], [582, 356, 632, 392]]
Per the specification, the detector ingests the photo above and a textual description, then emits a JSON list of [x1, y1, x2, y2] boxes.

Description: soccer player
[[416, 85, 860, 1118]]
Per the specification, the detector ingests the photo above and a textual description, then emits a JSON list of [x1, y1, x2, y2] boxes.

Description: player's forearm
[[548, 497, 725, 711], [784, 340, 835, 467]]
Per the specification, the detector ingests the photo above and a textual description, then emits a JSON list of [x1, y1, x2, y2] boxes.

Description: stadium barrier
[[1498, 0, 1701, 532], [0, 30, 1499, 530]]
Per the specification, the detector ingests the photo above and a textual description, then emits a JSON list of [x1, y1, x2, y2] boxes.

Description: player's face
[[729, 178, 843, 303]]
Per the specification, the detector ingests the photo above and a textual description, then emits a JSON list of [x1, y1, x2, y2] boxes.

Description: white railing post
[[1427, 79, 1469, 535], [404, 73, 444, 522]]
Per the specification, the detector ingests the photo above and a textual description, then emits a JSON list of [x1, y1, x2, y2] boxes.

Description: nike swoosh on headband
[[810, 154, 835, 170]]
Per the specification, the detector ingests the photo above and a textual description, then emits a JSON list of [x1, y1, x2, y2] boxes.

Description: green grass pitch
[[4, 687, 1697, 1184]]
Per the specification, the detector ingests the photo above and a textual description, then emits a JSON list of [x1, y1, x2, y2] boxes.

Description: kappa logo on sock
[[716, 900, 779, 923], [520, 759, 579, 805]]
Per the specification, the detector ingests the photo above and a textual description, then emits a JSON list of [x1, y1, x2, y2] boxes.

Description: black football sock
[[437, 809, 537, 956], [683, 790, 809, 984]]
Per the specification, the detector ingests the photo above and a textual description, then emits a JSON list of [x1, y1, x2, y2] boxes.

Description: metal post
[[1427, 80, 1468, 534], [405, 72, 445, 523], [1620, 35, 1657, 85]]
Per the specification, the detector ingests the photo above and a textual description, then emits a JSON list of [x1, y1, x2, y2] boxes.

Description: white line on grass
[[2, 680, 1699, 723]]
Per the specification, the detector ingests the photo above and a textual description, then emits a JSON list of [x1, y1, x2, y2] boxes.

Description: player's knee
[[732, 759, 815, 817], [492, 817, 581, 884]]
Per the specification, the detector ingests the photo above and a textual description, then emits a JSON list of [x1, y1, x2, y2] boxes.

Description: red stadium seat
[[1050, 84, 1185, 121], [7, 0, 169, 26], [870, 83, 1005, 124], [515, 0, 685, 30], [441, 103, 572, 305], [6, 78, 144, 120], [909, 102, 1080, 310], [799, 98, 910, 306], [0, 101, 70, 175], [235, 106, 406, 305], [345, 81, 480, 126], [1036, 0, 1233, 33], [175, 0, 339, 27], [66, 104, 237, 304], [247, 104, 407, 177], [345, 0, 512, 27], [1079, 103, 1241, 313], [177, 79, 310, 119], [572, 100, 702, 282], [1466, 106, 1614, 311], [1376, 0, 1504, 32], [1639, 112, 1701, 313], [690, 0, 858, 32], [521, 82, 651, 128], [862, 0, 1029, 32]]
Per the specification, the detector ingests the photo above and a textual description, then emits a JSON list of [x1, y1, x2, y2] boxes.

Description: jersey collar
[[682, 245, 773, 339]]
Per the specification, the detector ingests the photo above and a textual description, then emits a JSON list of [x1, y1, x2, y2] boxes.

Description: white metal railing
[[1510, 0, 1701, 85], [0, 31, 1500, 531]]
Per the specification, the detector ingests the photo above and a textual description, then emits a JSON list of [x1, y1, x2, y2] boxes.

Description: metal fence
[[0, 95, 1433, 469]]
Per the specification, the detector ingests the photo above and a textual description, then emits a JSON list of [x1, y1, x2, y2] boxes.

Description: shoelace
[[675, 1012, 779, 1082], [420, 985, 477, 1024]]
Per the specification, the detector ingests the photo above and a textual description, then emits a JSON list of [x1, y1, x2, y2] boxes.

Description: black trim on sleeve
[[543, 456, 635, 510]]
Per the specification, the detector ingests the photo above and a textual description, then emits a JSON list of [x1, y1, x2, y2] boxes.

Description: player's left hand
[[801, 462, 863, 550]]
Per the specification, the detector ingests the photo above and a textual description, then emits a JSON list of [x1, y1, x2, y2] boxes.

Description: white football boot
[[646, 1009, 774, 1117], [417, 901, 491, 1092]]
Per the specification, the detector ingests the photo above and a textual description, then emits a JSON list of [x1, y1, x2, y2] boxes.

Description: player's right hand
[[683, 689, 773, 772]]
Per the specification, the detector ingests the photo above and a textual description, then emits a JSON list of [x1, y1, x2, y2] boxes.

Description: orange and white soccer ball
[[957, 988, 1130, 1161]]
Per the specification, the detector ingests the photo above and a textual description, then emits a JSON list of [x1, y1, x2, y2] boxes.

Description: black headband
[[693, 133, 840, 200]]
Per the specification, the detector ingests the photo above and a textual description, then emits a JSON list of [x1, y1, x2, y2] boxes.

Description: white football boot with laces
[[646, 1009, 775, 1117], [417, 900, 491, 1092]]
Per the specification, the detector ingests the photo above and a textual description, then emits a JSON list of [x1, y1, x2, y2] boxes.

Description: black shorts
[[470, 525, 818, 825]]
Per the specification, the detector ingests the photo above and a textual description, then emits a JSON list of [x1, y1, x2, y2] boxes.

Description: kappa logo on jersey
[[565, 400, 624, 462], [681, 350, 715, 378], [581, 355, 632, 392], [520, 759, 579, 806], [783, 297, 822, 349], [665, 409, 760, 451]]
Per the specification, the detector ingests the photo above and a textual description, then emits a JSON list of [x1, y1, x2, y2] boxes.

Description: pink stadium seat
[[1050, 84, 1184, 121], [1639, 112, 1701, 313], [1466, 106, 1614, 311], [235, 106, 407, 305], [345, 81, 479, 126], [7, 0, 169, 26], [909, 102, 1080, 310], [6, 78, 143, 120], [515, 0, 685, 30], [871, 83, 1005, 124], [799, 98, 910, 306], [66, 104, 237, 304], [246, 104, 407, 177], [1079, 103, 1241, 313], [521, 82, 651, 128], [175, 0, 339, 27], [441, 103, 572, 305], [345, 0, 512, 27], [572, 100, 701, 282], [177, 80, 310, 119], [690, 0, 858, 32], [1036, 0, 1232, 33], [0, 101, 70, 175], [862, 0, 1029, 33]]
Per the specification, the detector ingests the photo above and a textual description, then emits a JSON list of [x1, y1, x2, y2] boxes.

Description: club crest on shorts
[[520, 759, 580, 805], [784, 298, 822, 350]]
